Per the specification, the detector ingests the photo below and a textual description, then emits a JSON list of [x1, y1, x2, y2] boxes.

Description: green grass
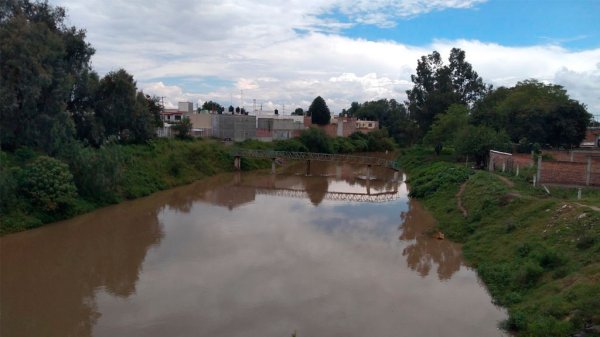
[[399, 147, 600, 337]]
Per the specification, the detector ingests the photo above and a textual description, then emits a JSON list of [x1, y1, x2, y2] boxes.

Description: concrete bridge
[[231, 149, 400, 177]]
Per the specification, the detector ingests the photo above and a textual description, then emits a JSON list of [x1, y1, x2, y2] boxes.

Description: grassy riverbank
[[1, 128, 396, 236], [0, 138, 272, 235], [399, 147, 600, 336]]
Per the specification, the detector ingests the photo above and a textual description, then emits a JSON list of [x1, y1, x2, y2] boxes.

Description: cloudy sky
[[51, 0, 599, 116]]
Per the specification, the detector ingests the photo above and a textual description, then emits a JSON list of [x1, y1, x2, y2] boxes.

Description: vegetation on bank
[[399, 147, 600, 337], [0, 128, 395, 235]]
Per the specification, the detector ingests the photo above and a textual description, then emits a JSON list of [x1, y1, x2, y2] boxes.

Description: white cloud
[[52, 0, 600, 114]]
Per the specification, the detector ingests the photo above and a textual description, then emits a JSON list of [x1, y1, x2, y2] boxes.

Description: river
[[0, 161, 506, 337]]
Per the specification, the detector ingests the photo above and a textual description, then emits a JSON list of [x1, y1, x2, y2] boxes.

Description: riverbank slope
[[399, 147, 600, 336], [0, 139, 271, 235]]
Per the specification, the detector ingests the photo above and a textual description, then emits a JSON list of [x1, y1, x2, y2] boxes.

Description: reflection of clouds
[[2, 164, 505, 337], [93, 183, 506, 337]]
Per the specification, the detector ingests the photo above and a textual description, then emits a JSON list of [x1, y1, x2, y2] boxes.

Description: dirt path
[[456, 182, 468, 218], [493, 174, 515, 188], [575, 202, 600, 212]]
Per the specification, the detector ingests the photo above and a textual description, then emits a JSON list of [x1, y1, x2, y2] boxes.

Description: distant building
[[304, 116, 374, 138], [256, 114, 305, 141], [178, 101, 193, 113], [355, 119, 379, 133], [158, 102, 212, 138], [581, 127, 600, 148], [211, 114, 256, 142]]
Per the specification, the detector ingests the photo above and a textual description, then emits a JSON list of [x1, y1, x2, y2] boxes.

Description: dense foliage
[[405, 48, 489, 136], [0, 139, 245, 234], [0, 0, 161, 151], [308, 96, 331, 125], [472, 80, 591, 149], [276, 127, 395, 154]]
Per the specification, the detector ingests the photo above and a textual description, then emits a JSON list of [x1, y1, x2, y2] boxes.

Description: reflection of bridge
[[232, 149, 400, 174], [254, 187, 401, 203]]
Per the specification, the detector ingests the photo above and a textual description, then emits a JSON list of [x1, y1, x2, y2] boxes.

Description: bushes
[[0, 139, 243, 235], [19, 156, 77, 212], [407, 162, 472, 198]]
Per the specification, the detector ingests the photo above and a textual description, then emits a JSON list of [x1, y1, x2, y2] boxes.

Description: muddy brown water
[[1, 161, 507, 337]]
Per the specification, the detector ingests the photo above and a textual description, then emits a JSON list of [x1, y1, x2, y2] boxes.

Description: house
[[581, 127, 600, 148], [355, 119, 379, 134]]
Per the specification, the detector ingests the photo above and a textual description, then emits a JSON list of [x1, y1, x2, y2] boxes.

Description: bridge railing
[[231, 149, 400, 170]]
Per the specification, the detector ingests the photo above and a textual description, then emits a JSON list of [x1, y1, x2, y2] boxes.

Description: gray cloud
[[52, 0, 599, 114]]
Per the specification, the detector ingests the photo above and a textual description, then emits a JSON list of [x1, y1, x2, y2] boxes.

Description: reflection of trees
[[399, 199, 463, 280], [0, 201, 164, 337], [302, 175, 330, 206]]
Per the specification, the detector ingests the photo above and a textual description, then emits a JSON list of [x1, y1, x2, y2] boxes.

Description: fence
[[488, 149, 600, 187]]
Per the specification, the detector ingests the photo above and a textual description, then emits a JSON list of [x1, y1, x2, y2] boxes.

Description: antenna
[[240, 90, 244, 110]]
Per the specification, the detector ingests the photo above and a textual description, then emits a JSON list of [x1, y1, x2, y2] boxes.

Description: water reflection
[[0, 161, 506, 337], [0, 201, 164, 337], [399, 200, 463, 280]]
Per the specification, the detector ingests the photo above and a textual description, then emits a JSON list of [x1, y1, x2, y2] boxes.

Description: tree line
[[342, 48, 592, 165], [0, 1, 162, 153]]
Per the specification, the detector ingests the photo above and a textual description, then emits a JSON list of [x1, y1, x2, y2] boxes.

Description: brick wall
[[540, 161, 587, 185], [542, 150, 600, 163], [489, 151, 513, 171], [539, 157, 600, 187]]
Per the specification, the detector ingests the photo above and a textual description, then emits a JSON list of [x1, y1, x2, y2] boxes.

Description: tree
[[472, 80, 591, 148], [350, 99, 417, 146], [454, 125, 511, 168], [173, 117, 192, 139], [405, 48, 489, 137], [308, 96, 331, 125], [423, 104, 469, 151], [0, 0, 95, 151], [292, 108, 304, 116], [93, 69, 158, 143], [228, 105, 234, 113], [202, 101, 224, 113]]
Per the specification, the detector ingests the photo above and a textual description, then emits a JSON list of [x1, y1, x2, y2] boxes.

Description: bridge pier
[[393, 170, 399, 182], [366, 165, 372, 195], [306, 160, 311, 176], [234, 156, 241, 170], [271, 158, 276, 174]]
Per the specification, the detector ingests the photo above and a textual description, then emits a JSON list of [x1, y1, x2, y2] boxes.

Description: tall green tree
[[472, 80, 591, 148], [308, 96, 331, 125], [292, 107, 304, 116], [93, 69, 157, 143], [0, 0, 95, 151], [405, 48, 489, 137]]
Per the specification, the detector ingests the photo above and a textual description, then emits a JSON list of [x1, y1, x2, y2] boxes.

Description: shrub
[[19, 156, 77, 212], [299, 127, 333, 153], [515, 261, 544, 288]]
